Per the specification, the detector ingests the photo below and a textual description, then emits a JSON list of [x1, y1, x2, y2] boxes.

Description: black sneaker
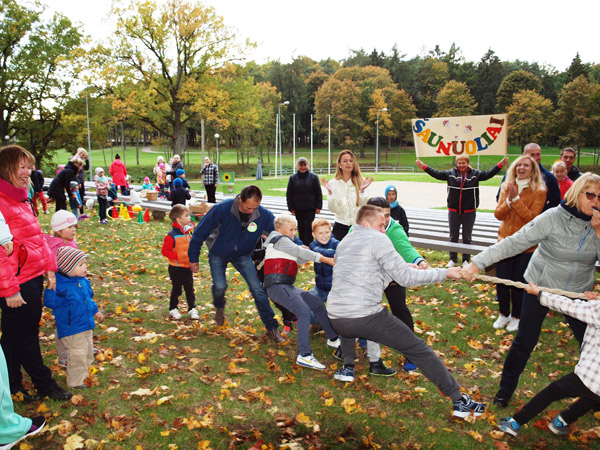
[[368, 359, 397, 376], [493, 391, 510, 407], [38, 383, 72, 401]]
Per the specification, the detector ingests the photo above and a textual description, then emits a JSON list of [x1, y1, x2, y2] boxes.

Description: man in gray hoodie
[[327, 205, 486, 419]]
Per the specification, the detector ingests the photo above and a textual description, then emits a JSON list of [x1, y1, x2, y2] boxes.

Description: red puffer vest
[[0, 178, 56, 297]]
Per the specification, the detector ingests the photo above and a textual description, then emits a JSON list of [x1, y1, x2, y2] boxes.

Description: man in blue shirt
[[188, 185, 284, 343]]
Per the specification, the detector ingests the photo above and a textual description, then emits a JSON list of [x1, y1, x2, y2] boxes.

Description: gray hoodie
[[327, 225, 447, 319]]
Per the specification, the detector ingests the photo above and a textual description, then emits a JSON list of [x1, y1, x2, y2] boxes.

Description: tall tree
[[506, 90, 553, 149], [434, 81, 477, 117], [563, 52, 589, 84], [0, 0, 83, 164], [106, 0, 245, 154], [554, 75, 596, 150], [496, 70, 542, 112], [471, 49, 505, 114]]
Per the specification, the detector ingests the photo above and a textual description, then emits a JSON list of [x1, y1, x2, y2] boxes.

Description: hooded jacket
[[162, 222, 194, 268], [44, 272, 98, 339], [286, 170, 322, 212], [0, 178, 56, 298], [310, 236, 339, 291], [48, 161, 78, 199], [109, 159, 128, 186]]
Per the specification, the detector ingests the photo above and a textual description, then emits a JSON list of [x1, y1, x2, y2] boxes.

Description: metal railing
[[267, 166, 415, 176]]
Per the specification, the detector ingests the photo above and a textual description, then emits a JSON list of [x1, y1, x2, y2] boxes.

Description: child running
[[161, 205, 198, 320], [264, 213, 340, 370], [44, 247, 103, 389], [497, 282, 600, 437]]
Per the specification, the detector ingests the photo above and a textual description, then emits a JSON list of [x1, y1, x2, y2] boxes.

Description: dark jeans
[[0, 276, 54, 393], [208, 253, 278, 331], [295, 210, 316, 246], [514, 372, 600, 425], [330, 308, 462, 401], [384, 282, 414, 364], [97, 196, 108, 221], [495, 252, 532, 318], [168, 266, 195, 311], [205, 184, 217, 203], [498, 292, 587, 398], [332, 222, 351, 241], [267, 284, 337, 355], [448, 210, 475, 263]]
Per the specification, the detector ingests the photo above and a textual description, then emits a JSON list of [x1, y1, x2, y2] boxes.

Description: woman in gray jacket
[[464, 172, 600, 408]]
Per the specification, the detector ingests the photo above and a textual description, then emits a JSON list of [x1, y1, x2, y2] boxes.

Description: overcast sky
[[44, 0, 597, 72]]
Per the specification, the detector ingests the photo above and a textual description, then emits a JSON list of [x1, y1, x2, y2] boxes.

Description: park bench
[[44, 178, 499, 255]]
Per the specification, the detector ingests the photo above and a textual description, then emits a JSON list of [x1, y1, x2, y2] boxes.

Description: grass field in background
[[9, 213, 600, 449]]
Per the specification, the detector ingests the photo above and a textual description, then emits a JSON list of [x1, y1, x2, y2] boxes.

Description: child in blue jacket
[[308, 218, 339, 302], [44, 247, 103, 389]]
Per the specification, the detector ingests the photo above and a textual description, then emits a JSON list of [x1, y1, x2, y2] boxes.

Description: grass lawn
[[9, 212, 600, 449]]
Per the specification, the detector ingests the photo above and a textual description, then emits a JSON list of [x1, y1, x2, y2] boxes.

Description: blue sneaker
[[334, 365, 355, 383], [402, 361, 417, 372], [452, 393, 486, 418], [548, 414, 569, 436], [497, 417, 520, 437]]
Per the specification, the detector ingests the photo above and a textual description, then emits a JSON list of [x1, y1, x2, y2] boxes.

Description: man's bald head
[[523, 143, 542, 164]]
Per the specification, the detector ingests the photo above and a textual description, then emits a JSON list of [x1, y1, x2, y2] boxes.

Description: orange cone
[[143, 209, 150, 222]]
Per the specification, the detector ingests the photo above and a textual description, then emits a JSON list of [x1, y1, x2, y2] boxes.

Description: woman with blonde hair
[[465, 172, 600, 408], [321, 150, 373, 240], [492, 155, 546, 331]]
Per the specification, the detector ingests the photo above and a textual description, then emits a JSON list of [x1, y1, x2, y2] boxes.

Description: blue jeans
[[208, 253, 279, 331]]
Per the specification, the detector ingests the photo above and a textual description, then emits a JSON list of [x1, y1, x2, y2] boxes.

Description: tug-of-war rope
[[471, 273, 587, 300]]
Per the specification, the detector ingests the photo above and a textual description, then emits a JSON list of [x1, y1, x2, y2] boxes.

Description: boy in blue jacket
[[308, 219, 339, 303], [44, 247, 103, 389]]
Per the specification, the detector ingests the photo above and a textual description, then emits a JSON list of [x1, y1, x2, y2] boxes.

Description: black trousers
[[495, 252, 532, 318], [168, 266, 195, 311], [97, 196, 108, 221], [384, 281, 414, 364], [0, 276, 54, 393], [295, 210, 316, 246], [205, 184, 217, 203], [514, 372, 600, 425], [332, 222, 351, 241], [52, 194, 67, 212]]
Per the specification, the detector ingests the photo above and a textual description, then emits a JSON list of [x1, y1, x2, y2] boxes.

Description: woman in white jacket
[[321, 150, 373, 240]]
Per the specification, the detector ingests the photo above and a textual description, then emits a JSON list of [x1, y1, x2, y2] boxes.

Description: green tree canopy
[[506, 90, 553, 149], [496, 70, 542, 112], [434, 80, 477, 117]]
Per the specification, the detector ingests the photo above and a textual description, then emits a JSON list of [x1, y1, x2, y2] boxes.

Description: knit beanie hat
[[95, 167, 104, 175], [144, 176, 150, 183], [176, 169, 185, 177], [56, 247, 87, 274], [173, 177, 183, 188], [51, 210, 78, 232]]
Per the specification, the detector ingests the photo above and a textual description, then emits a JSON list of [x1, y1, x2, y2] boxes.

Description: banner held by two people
[[411, 114, 508, 158]]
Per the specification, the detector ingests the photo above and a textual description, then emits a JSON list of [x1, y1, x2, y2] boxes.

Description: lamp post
[[85, 86, 93, 181], [376, 107, 387, 174], [278, 101, 289, 181], [214, 133, 220, 166]]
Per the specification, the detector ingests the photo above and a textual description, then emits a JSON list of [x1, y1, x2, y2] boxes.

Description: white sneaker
[[296, 353, 326, 370], [189, 308, 199, 320], [169, 308, 182, 320], [445, 260, 457, 268], [506, 316, 520, 332], [493, 314, 510, 329], [326, 338, 341, 349]]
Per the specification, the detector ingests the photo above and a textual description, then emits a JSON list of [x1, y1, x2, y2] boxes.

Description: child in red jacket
[[161, 205, 198, 320]]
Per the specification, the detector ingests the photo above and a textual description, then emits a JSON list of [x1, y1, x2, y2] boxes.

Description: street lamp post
[[376, 108, 387, 174], [214, 133, 220, 166], [85, 87, 93, 181], [278, 101, 289, 181]]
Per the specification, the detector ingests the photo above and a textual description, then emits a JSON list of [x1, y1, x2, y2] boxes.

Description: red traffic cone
[[127, 205, 134, 218], [143, 209, 150, 222], [111, 205, 119, 219]]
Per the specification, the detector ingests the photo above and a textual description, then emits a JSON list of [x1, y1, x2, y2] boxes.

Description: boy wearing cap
[[44, 247, 103, 389], [167, 177, 191, 207], [175, 169, 190, 190]]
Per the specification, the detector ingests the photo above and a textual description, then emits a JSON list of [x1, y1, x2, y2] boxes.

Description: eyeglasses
[[583, 192, 600, 201]]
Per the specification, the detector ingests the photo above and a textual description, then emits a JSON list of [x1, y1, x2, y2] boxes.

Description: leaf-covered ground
[[8, 212, 600, 449]]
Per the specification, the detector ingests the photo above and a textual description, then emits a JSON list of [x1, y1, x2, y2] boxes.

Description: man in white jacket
[[327, 205, 486, 419]]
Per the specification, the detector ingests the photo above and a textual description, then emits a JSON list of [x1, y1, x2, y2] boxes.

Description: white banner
[[411, 114, 507, 158]]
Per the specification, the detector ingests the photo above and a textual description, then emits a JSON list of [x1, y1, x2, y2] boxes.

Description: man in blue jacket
[[188, 185, 284, 343]]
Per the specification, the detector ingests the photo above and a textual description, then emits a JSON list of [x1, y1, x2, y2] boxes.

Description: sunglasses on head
[[583, 192, 600, 201]]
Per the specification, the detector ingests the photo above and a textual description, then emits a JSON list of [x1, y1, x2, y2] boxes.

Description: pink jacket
[[109, 159, 128, 186], [44, 235, 78, 260], [0, 178, 56, 297]]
